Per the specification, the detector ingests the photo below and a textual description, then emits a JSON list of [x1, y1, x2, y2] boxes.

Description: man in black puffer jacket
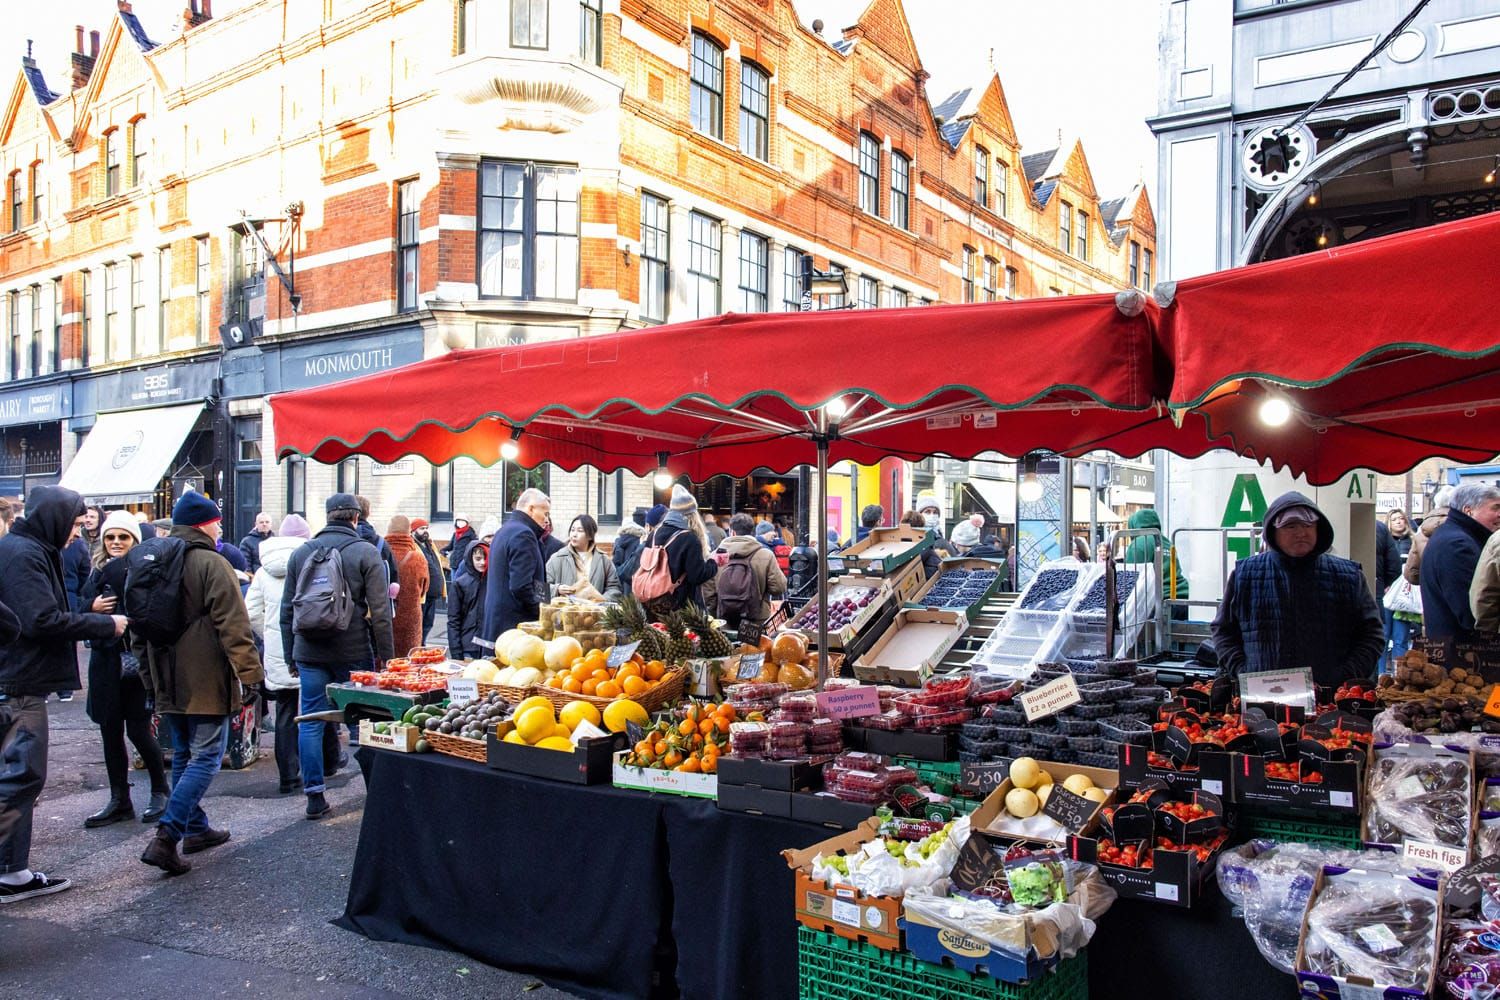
[[0, 487, 127, 902], [1211, 491, 1383, 688]]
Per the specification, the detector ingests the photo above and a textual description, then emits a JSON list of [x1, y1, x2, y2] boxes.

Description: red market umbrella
[[1163, 212, 1500, 484]]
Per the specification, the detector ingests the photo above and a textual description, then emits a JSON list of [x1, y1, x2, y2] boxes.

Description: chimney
[[117, 1, 132, 13], [90, 31, 101, 58], [185, 0, 212, 28], [71, 25, 97, 91]]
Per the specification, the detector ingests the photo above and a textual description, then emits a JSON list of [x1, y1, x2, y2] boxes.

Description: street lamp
[[799, 255, 849, 311], [17, 436, 27, 505]]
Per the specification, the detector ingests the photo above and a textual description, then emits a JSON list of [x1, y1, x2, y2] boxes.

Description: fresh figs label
[[1042, 784, 1099, 834]]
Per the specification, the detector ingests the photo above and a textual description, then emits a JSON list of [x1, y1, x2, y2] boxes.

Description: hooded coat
[[280, 522, 397, 667], [1405, 506, 1449, 585], [481, 510, 547, 645], [1210, 491, 1383, 687], [1422, 508, 1493, 643], [243, 535, 309, 690], [448, 544, 489, 659], [133, 526, 264, 715], [1122, 508, 1188, 599], [638, 513, 718, 610], [386, 519, 431, 656], [0, 487, 119, 696], [702, 533, 788, 623], [612, 523, 646, 578]]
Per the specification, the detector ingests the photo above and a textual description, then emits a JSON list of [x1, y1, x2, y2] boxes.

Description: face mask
[[924, 514, 940, 528]]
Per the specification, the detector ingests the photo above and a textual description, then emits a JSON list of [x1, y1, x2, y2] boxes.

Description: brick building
[[0, 0, 1155, 550]]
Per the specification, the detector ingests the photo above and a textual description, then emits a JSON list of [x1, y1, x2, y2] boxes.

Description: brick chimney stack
[[184, 0, 213, 28], [70, 25, 96, 91]]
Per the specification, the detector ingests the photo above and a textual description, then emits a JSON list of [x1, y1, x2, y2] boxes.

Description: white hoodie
[[244, 535, 309, 690]]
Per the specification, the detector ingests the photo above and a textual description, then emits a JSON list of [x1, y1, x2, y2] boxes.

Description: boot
[[140, 792, 169, 825], [140, 832, 191, 876], [84, 792, 134, 829], [305, 792, 332, 821]]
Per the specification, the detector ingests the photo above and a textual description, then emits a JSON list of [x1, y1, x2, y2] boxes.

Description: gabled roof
[[1098, 196, 1126, 231], [840, 0, 924, 77], [931, 88, 970, 124], [21, 56, 57, 105], [119, 7, 158, 52], [1033, 179, 1057, 208], [1022, 148, 1057, 184]]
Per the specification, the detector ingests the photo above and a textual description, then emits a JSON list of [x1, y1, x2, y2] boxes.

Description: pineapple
[[634, 623, 668, 663], [663, 612, 695, 663], [613, 596, 668, 661], [682, 604, 732, 659]]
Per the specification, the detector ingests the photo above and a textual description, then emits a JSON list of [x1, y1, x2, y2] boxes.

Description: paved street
[[0, 626, 578, 1000]]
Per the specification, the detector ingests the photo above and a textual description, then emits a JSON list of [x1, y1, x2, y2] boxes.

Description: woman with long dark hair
[[545, 514, 622, 602]]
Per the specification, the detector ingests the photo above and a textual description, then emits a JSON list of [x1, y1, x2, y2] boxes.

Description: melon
[[474, 662, 500, 685], [603, 699, 649, 734], [560, 701, 603, 732], [514, 696, 554, 719], [508, 666, 542, 688], [537, 735, 575, 752], [514, 705, 557, 744], [494, 665, 518, 685], [545, 636, 584, 670], [494, 628, 526, 665], [508, 634, 546, 671]]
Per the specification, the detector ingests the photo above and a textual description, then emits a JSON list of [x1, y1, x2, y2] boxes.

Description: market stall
[[270, 212, 1500, 1000]]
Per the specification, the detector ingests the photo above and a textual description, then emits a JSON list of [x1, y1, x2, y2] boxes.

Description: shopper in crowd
[[612, 508, 648, 597], [1406, 486, 1454, 585], [703, 514, 727, 551], [441, 515, 475, 582], [411, 519, 445, 645], [856, 505, 884, 544], [0, 487, 127, 901], [1472, 528, 1500, 636], [79, 512, 169, 829], [540, 515, 565, 563], [244, 514, 330, 795], [0, 497, 13, 537], [447, 543, 490, 660], [62, 515, 91, 612], [238, 512, 274, 576], [950, 519, 981, 555], [703, 513, 787, 630], [480, 489, 551, 649], [150, 517, 173, 537], [355, 496, 400, 601], [216, 534, 250, 577], [635, 486, 718, 612], [1123, 509, 1188, 602], [1070, 537, 1092, 562], [135, 491, 263, 877], [385, 515, 430, 657], [282, 494, 395, 821], [645, 504, 667, 529], [1387, 509, 1414, 563], [901, 510, 943, 578], [477, 516, 501, 548], [1421, 483, 1500, 644], [546, 514, 622, 602], [965, 517, 1005, 561], [754, 519, 781, 553], [82, 505, 104, 562], [1211, 492, 1383, 686]]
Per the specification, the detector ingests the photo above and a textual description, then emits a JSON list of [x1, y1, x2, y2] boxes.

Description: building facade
[[1, 0, 1155, 548]]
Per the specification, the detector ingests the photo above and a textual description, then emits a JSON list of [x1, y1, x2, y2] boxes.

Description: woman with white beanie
[[80, 511, 169, 828], [245, 514, 333, 793]]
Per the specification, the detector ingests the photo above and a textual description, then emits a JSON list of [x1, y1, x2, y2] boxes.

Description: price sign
[[814, 685, 882, 720], [569, 719, 609, 744], [447, 678, 479, 705], [1445, 854, 1500, 909], [1239, 669, 1314, 712], [1042, 784, 1100, 833], [738, 653, 766, 680], [607, 641, 642, 668], [1402, 839, 1468, 872], [959, 761, 1010, 797], [1485, 686, 1500, 720], [1018, 674, 1081, 722], [626, 719, 648, 747]]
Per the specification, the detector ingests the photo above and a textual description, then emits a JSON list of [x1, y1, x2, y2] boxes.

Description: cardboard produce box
[[786, 574, 895, 650], [790, 791, 877, 830], [970, 759, 1118, 846], [1293, 867, 1442, 1000], [1117, 735, 1235, 797], [904, 558, 1007, 621], [485, 722, 624, 785], [358, 719, 421, 753], [611, 750, 718, 799], [839, 526, 932, 576], [851, 609, 967, 687], [782, 817, 904, 950]]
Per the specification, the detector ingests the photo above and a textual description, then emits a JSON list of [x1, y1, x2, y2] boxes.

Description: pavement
[[0, 620, 579, 1000]]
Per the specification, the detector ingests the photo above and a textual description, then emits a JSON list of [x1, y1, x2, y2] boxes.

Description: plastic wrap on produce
[[809, 816, 969, 897], [1302, 870, 1438, 991], [902, 866, 1114, 962]]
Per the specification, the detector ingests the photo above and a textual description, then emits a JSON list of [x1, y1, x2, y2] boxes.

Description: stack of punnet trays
[[968, 560, 1102, 678], [1058, 562, 1159, 662]]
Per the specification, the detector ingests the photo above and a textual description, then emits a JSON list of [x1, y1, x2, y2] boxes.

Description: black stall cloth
[[337, 748, 824, 1000]]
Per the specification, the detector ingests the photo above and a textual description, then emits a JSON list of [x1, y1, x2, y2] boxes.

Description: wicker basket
[[477, 683, 536, 705], [535, 666, 689, 715], [424, 731, 488, 763], [1376, 688, 1436, 703]]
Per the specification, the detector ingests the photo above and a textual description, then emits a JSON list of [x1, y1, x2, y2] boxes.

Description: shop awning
[[59, 403, 205, 504], [963, 479, 1015, 522], [1073, 487, 1122, 523]]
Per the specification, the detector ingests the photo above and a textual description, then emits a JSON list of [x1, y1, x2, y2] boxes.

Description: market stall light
[[1017, 473, 1043, 503], [1259, 396, 1293, 427], [1486, 155, 1498, 185], [824, 397, 848, 422], [499, 427, 523, 462], [1306, 180, 1321, 206], [652, 452, 673, 491]]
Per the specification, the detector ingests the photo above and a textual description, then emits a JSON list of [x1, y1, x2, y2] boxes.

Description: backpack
[[632, 529, 679, 607], [124, 536, 192, 646], [715, 550, 764, 622], [291, 539, 357, 636]]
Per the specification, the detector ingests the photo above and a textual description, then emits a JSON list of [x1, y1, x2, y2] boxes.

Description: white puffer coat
[[244, 535, 308, 690]]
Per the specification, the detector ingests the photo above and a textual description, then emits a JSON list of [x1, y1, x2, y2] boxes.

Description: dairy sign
[[0, 384, 68, 428], [278, 329, 423, 390]]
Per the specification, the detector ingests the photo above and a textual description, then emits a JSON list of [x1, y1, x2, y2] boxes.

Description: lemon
[[514, 695, 555, 720], [559, 701, 603, 732], [602, 699, 649, 734], [514, 705, 557, 744]]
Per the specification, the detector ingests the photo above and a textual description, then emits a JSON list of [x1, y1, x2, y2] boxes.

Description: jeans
[[157, 714, 230, 843], [0, 696, 48, 874], [298, 663, 356, 794]]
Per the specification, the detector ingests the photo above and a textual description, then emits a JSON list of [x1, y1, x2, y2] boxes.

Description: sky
[[11, 0, 1161, 198]]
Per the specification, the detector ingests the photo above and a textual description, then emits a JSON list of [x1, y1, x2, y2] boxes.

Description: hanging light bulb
[[1306, 180, 1321, 206], [1259, 397, 1293, 427], [1316, 228, 1329, 247], [499, 426, 523, 462], [824, 397, 849, 422], [652, 452, 673, 491], [1486, 155, 1498, 185], [1017, 472, 1044, 503]]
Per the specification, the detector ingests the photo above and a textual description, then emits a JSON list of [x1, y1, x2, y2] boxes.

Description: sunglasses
[[103, 532, 135, 542]]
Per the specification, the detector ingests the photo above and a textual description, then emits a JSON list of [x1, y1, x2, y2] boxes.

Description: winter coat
[[1122, 508, 1188, 599], [701, 534, 788, 623], [62, 536, 91, 612], [1375, 521, 1403, 597], [448, 564, 488, 660], [387, 531, 431, 656], [280, 523, 397, 667], [481, 510, 547, 646], [1421, 509, 1494, 643], [546, 547, 622, 602], [1405, 507, 1448, 584], [358, 519, 399, 589], [243, 536, 308, 691], [416, 535, 445, 601], [239, 530, 271, 575], [443, 526, 476, 579], [1211, 491, 1383, 687], [1471, 530, 1500, 635], [638, 515, 718, 610], [133, 526, 263, 715], [541, 533, 564, 563], [0, 598, 18, 646], [217, 538, 249, 574], [81, 557, 142, 723], [705, 522, 727, 551], [0, 487, 118, 696], [613, 525, 646, 596]]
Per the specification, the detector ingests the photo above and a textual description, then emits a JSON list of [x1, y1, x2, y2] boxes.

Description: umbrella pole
[[816, 431, 831, 684]]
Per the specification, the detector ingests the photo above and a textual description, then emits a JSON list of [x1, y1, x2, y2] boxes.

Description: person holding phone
[[80, 511, 169, 828]]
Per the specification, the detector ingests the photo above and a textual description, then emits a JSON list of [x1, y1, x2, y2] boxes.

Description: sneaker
[[305, 792, 332, 821], [140, 833, 191, 876], [0, 872, 71, 903], [56, 691, 74, 702], [181, 828, 231, 855]]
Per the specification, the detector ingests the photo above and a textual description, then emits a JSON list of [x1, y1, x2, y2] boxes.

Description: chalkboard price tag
[[960, 761, 1010, 796], [608, 641, 642, 668], [1042, 784, 1100, 833], [447, 678, 479, 705], [626, 719, 647, 747], [738, 653, 766, 680]]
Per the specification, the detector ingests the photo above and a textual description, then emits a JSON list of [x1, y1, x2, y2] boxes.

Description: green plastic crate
[[798, 927, 1088, 1000], [894, 757, 971, 799], [1242, 813, 1364, 850]]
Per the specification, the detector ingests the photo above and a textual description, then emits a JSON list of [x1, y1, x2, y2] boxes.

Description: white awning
[[59, 403, 205, 504], [965, 478, 1016, 522], [1073, 487, 1123, 523]]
